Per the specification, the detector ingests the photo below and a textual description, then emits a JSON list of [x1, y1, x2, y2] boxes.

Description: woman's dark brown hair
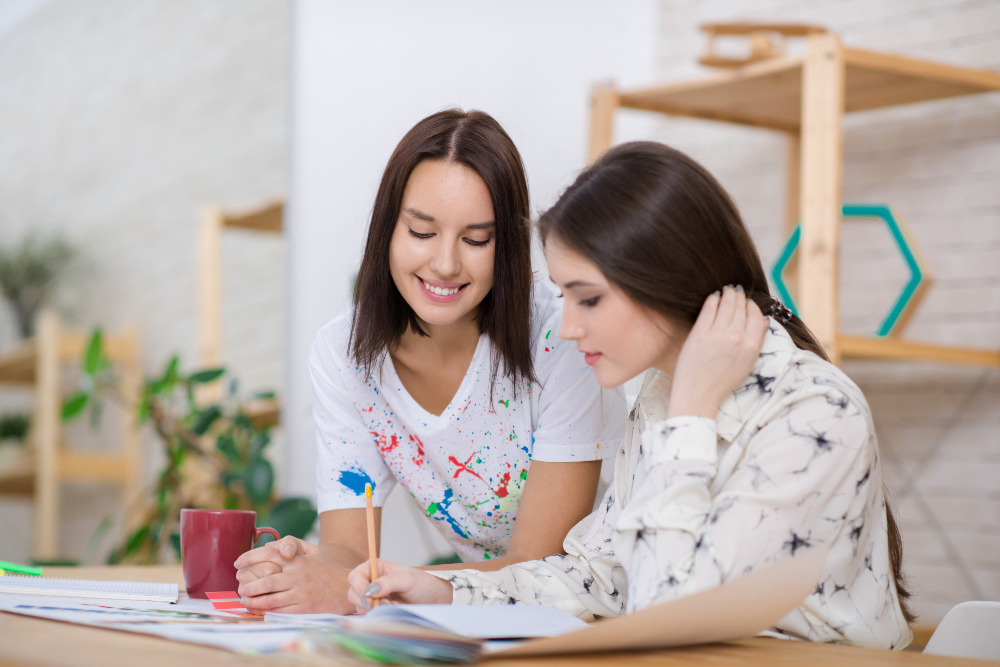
[[538, 140, 914, 622], [350, 109, 535, 394]]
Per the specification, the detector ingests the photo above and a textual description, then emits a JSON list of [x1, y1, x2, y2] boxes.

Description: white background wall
[[0, 0, 288, 565], [286, 0, 660, 564]]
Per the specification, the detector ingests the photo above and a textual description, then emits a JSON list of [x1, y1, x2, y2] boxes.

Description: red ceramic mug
[[180, 509, 280, 599]]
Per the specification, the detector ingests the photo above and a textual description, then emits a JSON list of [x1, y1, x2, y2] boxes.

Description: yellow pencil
[[365, 482, 379, 609]]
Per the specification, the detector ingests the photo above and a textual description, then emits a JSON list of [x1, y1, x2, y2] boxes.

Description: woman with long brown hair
[[233, 110, 625, 613], [346, 141, 914, 649]]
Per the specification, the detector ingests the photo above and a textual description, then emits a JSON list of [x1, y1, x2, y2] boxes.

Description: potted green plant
[[0, 234, 75, 339], [63, 330, 317, 564]]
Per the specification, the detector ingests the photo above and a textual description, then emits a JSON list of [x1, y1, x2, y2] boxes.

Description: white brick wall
[[656, 0, 1000, 622], [0, 0, 287, 563]]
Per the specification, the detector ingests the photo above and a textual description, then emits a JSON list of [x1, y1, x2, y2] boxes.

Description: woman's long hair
[[538, 140, 914, 622], [350, 109, 535, 393]]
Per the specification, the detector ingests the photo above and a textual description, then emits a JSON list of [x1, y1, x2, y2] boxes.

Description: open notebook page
[[0, 575, 178, 603]]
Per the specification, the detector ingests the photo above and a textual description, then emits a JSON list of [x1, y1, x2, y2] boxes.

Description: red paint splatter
[[410, 434, 425, 466], [371, 431, 400, 454], [449, 452, 488, 486], [544, 347, 550, 352], [495, 471, 512, 498]]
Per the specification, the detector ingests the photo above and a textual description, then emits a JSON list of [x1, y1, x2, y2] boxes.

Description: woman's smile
[[418, 276, 469, 302]]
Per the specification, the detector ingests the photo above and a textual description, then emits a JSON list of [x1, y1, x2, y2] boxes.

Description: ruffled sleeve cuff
[[428, 570, 486, 605]]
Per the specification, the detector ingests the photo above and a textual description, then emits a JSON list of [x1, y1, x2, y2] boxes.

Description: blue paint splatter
[[337, 468, 374, 496], [426, 488, 467, 539]]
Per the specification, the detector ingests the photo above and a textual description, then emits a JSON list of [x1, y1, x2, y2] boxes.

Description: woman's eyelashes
[[407, 228, 492, 246], [579, 296, 600, 308]]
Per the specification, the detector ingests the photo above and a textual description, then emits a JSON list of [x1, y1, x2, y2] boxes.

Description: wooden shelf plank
[[839, 335, 1000, 367], [0, 340, 37, 385], [0, 454, 35, 496], [618, 50, 1000, 132], [244, 397, 280, 429], [221, 199, 283, 233], [0, 331, 138, 386], [57, 451, 131, 483], [619, 58, 803, 132]]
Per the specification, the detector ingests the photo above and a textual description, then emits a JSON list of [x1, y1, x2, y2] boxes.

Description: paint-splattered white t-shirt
[[312, 285, 626, 562]]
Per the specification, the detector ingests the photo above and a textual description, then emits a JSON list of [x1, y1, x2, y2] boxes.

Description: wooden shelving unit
[[197, 198, 283, 425], [589, 25, 1000, 367], [0, 311, 142, 559]]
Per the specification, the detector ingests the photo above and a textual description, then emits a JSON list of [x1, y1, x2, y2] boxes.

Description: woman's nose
[[429, 240, 459, 276], [559, 311, 584, 341]]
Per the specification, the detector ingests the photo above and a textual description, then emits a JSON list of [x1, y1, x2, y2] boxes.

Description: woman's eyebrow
[[403, 207, 435, 221], [403, 208, 493, 230], [563, 280, 597, 289]]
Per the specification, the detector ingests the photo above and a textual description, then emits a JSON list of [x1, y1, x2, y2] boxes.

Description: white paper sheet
[[0, 594, 313, 654]]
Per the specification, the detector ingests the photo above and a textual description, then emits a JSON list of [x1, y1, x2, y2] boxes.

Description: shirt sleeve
[[311, 326, 396, 512], [430, 481, 628, 621], [614, 384, 873, 612], [529, 309, 627, 462]]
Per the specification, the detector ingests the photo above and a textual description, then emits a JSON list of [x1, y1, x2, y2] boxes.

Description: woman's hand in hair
[[666, 285, 767, 420], [347, 559, 454, 612]]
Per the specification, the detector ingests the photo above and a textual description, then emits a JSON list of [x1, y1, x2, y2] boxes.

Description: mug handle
[[254, 527, 281, 546]]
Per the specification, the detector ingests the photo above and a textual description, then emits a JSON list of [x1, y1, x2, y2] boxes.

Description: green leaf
[[253, 390, 276, 400], [244, 459, 274, 506], [260, 497, 317, 540], [190, 405, 221, 435], [61, 392, 90, 421], [232, 413, 252, 430], [83, 329, 103, 375], [123, 525, 150, 558], [190, 367, 225, 384], [136, 396, 150, 423], [248, 431, 270, 461], [215, 434, 240, 464], [220, 471, 241, 489], [151, 355, 180, 394], [169, 532, 181, 559]]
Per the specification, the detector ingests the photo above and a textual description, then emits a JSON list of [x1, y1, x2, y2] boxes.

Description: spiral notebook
[[0, 574, 178, 603]]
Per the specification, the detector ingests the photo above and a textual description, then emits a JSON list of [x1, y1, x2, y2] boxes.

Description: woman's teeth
[[427, 284, 461, 296]]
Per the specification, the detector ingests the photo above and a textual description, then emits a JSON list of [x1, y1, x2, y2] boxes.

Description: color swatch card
[[206, 591, 264, 619]]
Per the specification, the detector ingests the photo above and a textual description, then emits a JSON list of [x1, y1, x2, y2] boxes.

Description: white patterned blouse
[[435, 320, 913, 650]]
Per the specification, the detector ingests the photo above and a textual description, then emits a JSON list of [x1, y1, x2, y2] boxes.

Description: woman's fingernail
[[363, 583, 381, 597], [361, 596, 371, 610], [713, 290, 721, 296], [735, 284, 744, 294]]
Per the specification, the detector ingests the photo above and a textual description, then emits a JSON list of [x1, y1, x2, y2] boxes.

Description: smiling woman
[[232, 110, 626, 614]]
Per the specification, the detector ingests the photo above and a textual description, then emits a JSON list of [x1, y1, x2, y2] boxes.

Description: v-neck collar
[[383, 334, 490, 425]]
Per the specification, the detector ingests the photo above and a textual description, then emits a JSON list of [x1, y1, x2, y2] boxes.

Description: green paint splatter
[[545, 330, 551, 339], [520, 469, 528, 480]]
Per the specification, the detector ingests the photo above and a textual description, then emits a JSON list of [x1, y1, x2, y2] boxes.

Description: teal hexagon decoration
[[771, 204, 930, 338]]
